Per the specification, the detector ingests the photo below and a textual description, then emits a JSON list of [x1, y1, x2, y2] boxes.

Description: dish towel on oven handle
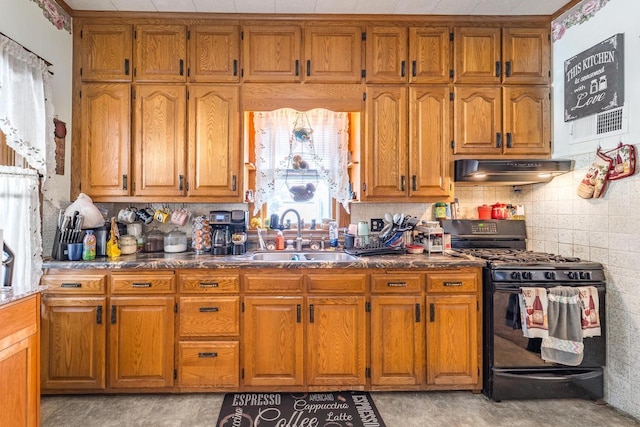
[[578, 286, 601, 338], [541, 287, 584, 366], [519, 287, 549, 339]]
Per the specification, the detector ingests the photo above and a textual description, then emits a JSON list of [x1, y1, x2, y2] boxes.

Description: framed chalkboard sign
[[564, 33, 624, 122]]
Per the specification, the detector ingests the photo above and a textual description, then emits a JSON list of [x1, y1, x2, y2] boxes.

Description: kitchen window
[[251, 108, 352, 223]]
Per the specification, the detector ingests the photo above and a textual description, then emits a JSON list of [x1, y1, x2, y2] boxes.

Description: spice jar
[[164, 228, 188, 253], [434, 202, 447, 220], [142, 227, 165, 252], [119, 235, 138, 255]]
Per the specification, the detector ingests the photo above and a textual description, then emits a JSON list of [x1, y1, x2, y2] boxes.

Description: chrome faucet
[[280, 209, 303, 250]]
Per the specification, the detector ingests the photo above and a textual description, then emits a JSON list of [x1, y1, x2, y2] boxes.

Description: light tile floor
[[41, 392, 640, 427]]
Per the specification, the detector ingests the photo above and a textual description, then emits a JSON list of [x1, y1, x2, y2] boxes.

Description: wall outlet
[[370, 218, 384, 232]]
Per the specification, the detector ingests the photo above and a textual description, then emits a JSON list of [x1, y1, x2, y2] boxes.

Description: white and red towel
[[578, 286, 601, 338], [519, 287, 549, 339]]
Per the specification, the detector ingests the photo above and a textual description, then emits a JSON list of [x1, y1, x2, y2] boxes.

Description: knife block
[[52, 227, 66, 260]]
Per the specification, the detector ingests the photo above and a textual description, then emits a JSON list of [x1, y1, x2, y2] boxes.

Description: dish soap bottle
[[275, 230, 285, 251], [82, 229, 96, 260]]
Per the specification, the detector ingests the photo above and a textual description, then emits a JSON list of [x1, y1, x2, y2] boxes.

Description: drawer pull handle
[[132, 282, 152, 288], [443, 281, 463, 287], [387, 282, 407, 287], [198, 352, 218, 358], [199, 282, 219, 288], [199, 307, 219, 313], [61, 282, 82, 288]]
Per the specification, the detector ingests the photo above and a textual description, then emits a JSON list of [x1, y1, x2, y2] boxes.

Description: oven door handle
[[495, 370, 602, 382], [494, 284, 605, 293]]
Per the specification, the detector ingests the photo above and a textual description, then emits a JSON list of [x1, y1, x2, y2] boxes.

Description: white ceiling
[[63, 0, 573, 16]]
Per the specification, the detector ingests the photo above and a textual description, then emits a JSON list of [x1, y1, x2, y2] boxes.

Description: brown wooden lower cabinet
[[0, 294, 40, 427], [40, 266, 481, 393], [41, 296, 106, 390], [108, 296, 175, 388]]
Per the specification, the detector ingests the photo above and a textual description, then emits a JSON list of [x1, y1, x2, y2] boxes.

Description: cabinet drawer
[[0, 295, 37, 343], [244, 272, 304, 293], [426, 270, 479, 293], [371, 273, 423, 293], [178, 270, 239, 293], [307, 273, 367, 293], [179, 297, 240, 337], [41, 274, 106, 294], [179, 341, 239, 389], [110, 272, 175, 294]]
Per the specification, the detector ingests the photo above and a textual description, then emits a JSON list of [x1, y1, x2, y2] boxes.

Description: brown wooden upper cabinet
[[80, 83, 131, 197], [453, 85, 550, 155], [133, 85, 186, 196], [363, 86, 451, 200], [454, 26, 550, 85], [189, 25, 240, 82], [242, 25, 302, 82], [366, 26, 450, 84], [304, 25, 363, 83], [134, 25, 187, 82], [80, 24, 132, 82]]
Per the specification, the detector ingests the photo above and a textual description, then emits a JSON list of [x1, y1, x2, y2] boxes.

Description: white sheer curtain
[[253, 108, 351, 215], [0, 166, 42, 293], [0, 34, 54, 176]]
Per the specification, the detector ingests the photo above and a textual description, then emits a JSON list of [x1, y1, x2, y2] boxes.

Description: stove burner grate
[[454, 248, 583, 264]]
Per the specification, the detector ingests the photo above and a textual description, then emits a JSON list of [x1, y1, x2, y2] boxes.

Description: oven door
[[486, 282, 605, 401]]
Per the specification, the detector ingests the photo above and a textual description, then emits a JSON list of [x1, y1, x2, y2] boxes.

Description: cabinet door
[[243, 296, 304, 387], [453, 86, 502, 155], [307, 296, 366, 387], [502, 28, 550, 85], [503, 86, 551, 156], [366, 26, 408, 83], [242, 25, 302, 82], [81, 24, 132, 81], [109, 296, 175, 388], [189, 25, 240, 82], [304, 25, 362, 83], [134, 25, 186, 82], [363, 86, 408, 199], [40, 296, 106, 390], [410, 27, 451, 83], [80, 84, 131, 197], [453, 27, 501, 84], [0, 335, 39, 427], [409, 86, 451, 198], [371, 296, 423, 387], [133, 85, 186, 196], [426, 295, 478, 386], [187, 85, 240, 198]]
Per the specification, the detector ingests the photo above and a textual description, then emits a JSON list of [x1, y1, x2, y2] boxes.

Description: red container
[[478, 204, 492, 220], [491, 203, 507, 220]]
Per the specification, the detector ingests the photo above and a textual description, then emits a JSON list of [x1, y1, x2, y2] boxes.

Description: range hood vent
[[454, 159, 574, 186]]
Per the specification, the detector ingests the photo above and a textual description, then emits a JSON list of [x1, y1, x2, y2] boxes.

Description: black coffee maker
[[230, 210, 248, 255], [210, 210, 232, 255]]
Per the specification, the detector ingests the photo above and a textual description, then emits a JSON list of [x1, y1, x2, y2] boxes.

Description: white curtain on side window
[[0, 166, 42, 293], [253, 108, 351, 215], [0, 34, 54, 176]]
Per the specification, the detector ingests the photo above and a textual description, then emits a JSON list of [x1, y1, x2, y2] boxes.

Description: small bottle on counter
[[82, 230, 96, 261], [329, 221, 338, 248], [275, 231, 285, 250], [434, 202, 447, 220]]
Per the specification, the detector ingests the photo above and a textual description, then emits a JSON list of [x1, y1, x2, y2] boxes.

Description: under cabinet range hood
[[454, 159, 575, 186]]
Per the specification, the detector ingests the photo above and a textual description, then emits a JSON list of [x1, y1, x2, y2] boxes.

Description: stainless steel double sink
[[249, 252, 357, 262]]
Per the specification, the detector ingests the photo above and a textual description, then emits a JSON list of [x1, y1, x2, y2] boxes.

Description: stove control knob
[[544, 271, 556, 280], [511, 272, 521, 280], [522, 271, 533, 280], [579, 271, 592, 280], [567, 271, 577, 280]]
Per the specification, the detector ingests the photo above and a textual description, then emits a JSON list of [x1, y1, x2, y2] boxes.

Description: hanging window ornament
[[285, 112, 319, 202]]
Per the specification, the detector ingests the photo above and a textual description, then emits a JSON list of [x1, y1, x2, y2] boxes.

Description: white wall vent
[[569, 105, 628, 144]]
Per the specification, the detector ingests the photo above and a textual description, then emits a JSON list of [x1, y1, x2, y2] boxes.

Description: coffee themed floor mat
[[216, 392, 386, 427]]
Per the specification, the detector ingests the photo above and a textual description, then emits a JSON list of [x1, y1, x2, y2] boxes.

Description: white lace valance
[[0, 34, 54, 177]]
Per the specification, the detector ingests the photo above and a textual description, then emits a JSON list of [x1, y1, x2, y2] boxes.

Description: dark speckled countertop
[[42, 250, 485, 270]]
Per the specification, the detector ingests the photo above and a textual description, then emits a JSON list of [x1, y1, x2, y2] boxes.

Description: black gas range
[[441, 220, 606, 402]]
